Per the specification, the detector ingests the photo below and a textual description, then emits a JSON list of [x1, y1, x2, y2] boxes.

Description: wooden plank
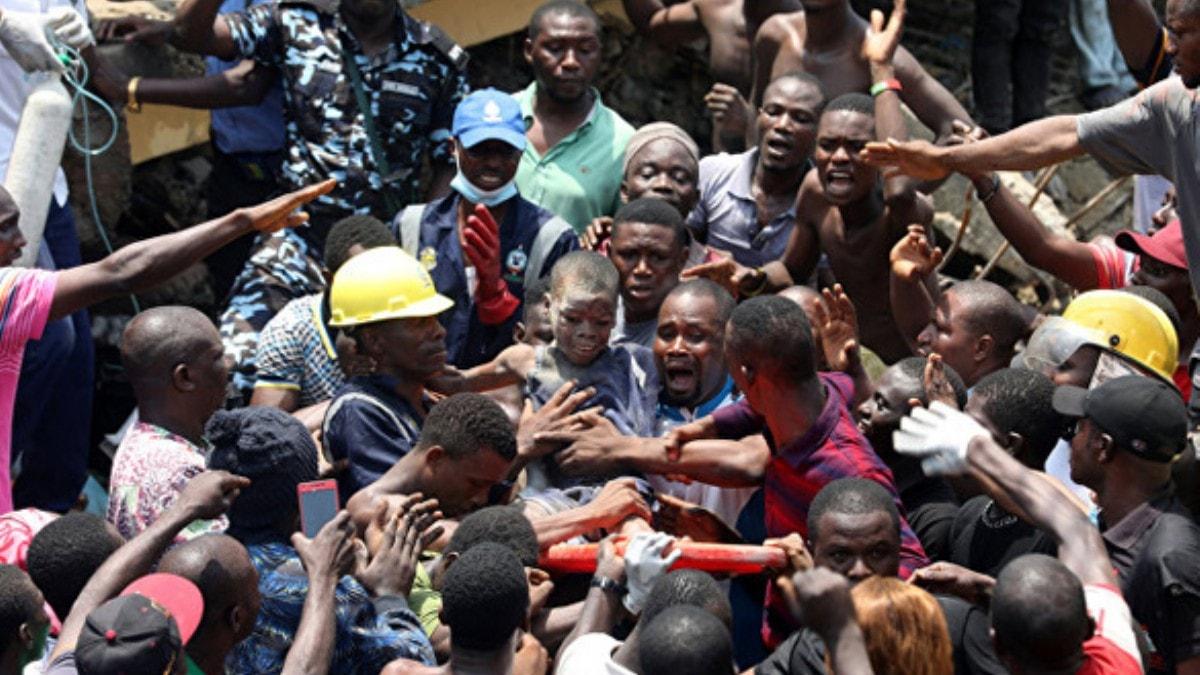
[[126, 105, 211, 165]]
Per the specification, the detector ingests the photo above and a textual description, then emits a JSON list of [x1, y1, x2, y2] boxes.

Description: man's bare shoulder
[[755, 11, 805, 47], [797, 167, 832, 221]]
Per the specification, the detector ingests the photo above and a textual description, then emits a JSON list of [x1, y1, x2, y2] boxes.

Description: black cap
[[1052, 375, 1187, 462], [75, 594, 183, 675]]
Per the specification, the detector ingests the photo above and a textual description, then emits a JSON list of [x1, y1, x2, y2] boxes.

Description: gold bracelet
[[126, 76, 142, 114], [740, 268, 768, 298]]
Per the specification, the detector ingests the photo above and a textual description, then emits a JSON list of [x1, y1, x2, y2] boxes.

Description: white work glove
[[0, 9, 61, 72], [622, 532, 681, 615], [892, 401, 988, 476], [46, 7, 93, 50]]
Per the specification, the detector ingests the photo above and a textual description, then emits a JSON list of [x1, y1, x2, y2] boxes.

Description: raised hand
[[243, 179, 337, 233], [893, 401, 988, 476], [923, 353, 959, 409], [356, 495, 443, 598], [463, 204, 503, 287], [622, 532, 681, 614], [705, 83, 751, 145], [862, 138, 951, 182], [580, 216, 613, 252], [814, 283, 861, 373], [292, 510, 358, 581], [861, 0, 905, 67], [763, 532, 814, 578], [175, 470, 251, 520], [890, 224, 943, 282]]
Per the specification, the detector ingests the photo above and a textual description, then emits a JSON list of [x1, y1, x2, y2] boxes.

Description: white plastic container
[[2, 74, 71, 268]]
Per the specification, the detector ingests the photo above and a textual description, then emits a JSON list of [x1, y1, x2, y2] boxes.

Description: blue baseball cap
[[452, 88, 527, 151]]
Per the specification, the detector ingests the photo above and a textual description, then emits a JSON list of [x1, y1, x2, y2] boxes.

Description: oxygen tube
[[45, 29, 139, 311]]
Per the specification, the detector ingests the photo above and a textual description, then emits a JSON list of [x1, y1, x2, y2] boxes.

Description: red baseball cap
[[1115, 219, 1187, 270], [121, 573, 204, 644]]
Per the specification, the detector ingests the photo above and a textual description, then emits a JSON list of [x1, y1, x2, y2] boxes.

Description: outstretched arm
[[49, 180, 334, 323], [86, 48, 275, 109], [51, 472, 250, 660], [862, 115, 1085, 181], [427, 343, 532, 394]]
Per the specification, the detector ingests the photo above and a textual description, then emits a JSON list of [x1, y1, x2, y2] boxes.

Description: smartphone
[[298, 480, 340, 538]]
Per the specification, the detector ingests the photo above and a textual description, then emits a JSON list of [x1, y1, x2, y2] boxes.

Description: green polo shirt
[[515, 83, 635, 233]]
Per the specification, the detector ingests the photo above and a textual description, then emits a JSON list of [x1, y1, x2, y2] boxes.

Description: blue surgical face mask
[[450, 171, 518, 207], [450, 150, 518, 207]]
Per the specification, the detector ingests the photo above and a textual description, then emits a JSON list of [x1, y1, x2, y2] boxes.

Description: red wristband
[[870, 78, 903, 96]]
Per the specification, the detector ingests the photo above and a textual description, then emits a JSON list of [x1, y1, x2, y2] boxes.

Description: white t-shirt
[[555, 633, 635, 675], [0, 0, 87, 206]]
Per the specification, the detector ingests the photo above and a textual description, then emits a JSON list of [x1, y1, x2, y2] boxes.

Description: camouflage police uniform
[[217, 0, 469, 401]]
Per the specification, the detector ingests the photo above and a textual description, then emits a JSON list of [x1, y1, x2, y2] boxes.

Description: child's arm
[[427, 344, 535, 394]]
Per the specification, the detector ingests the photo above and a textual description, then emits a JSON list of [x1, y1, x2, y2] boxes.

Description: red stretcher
[[539, 541, 786, 575]]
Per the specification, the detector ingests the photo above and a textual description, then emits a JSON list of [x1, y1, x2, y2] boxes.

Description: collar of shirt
[[129, 421, 212, 455], [351, 373, 433, 415], [333, 5, 414, 65], [772, 375, 848, 469], [315, 292, 339, 361], [1100, 484, 1179, 552], [517, 82, 602, 154], [726, 148, 762, 202], [657, 376, 737, 423]]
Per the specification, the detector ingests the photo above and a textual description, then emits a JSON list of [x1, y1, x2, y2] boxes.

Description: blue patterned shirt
[[225, 2, 469, 227], [230, 540, 435, 674]]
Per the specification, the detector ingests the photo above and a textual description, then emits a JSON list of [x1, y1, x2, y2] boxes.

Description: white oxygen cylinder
[[2, 74, 72, 268]]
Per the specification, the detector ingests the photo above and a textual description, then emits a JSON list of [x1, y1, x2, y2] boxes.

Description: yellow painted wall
[[408, 0, 629, 47]]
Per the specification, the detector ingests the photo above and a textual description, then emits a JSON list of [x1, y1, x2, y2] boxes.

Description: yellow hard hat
[[329, 246, 454, 327], [1061, 289, 1178, 382]]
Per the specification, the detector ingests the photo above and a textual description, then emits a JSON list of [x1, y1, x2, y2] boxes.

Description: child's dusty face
[[552, 288, 616, 365]]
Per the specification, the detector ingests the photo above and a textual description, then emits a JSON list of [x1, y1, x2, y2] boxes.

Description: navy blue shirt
[[322, 374, 431, 496], [397, 193, 577, 368]]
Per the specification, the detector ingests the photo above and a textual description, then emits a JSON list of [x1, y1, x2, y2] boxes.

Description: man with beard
[[517, 1, 635, 232], [864, 0, 1200, 308]]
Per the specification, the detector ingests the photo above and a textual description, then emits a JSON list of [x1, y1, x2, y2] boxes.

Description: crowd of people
[[0, 0, 1198, 672]]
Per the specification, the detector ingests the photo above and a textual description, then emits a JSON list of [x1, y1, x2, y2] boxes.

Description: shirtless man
[[621, 0, 800, 149], [753, 0, 972, 141], [688, 2, 931, 363]]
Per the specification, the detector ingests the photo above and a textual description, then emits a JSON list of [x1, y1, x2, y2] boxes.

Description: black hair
[[0, 565, 41, 649], [550, 250, 620, 301], [445, 506, 539, 567], [639, 605, 733, 675], [666, 278, 736, 325], [808, 478, 901, 543], [528, 0, 601, 40], [612, 197, 689, 249], [823, 92, 874, 118], [727, 296, 817, 382], [323, 215, 395, 275], [768, 70, 828, 114], [971, 368, 1065, 466], [120, 306, 216, 397], [991, 555, 1090, 669], [1122, 284, 1183, 338], [442, 543, 529, 651], [419, 393, 517, 462], [640, 569, 732, 627], [523, 276, 551, 315], [951, 280, 1030, 357], [27, 513, 121, 621], [893, 356, 969, 408]]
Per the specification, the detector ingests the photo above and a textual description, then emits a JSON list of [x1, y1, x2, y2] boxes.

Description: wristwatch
[[590, 575, 626, 596]]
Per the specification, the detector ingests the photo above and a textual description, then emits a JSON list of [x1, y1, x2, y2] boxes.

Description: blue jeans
[[11, 198, 94, 512], [1069, 0, 1137, 91]]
